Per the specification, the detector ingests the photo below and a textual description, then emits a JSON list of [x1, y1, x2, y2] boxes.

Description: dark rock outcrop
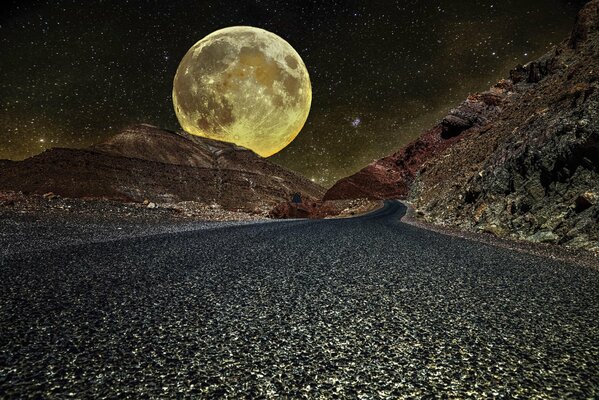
[[411, 0, 599, 251], [325, 0, 599, 251], [324, 85, 511, 201], [568, 0, 599, 49], [0, 124, 324, 212]]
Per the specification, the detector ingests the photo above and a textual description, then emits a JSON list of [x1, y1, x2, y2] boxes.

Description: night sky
[[1, 0, 586, 186]]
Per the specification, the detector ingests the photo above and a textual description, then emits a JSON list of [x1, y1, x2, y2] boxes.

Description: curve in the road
[[1, 200, 598, 398]]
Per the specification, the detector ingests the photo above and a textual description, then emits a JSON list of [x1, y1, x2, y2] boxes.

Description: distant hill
[[0, 124, 324, 212]]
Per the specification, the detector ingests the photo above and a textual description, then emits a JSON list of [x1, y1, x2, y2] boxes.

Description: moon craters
[[173, 26, 312, 157]]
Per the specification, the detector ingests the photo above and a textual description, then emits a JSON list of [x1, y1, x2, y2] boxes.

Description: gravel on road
[[1, 201, 598, 398]]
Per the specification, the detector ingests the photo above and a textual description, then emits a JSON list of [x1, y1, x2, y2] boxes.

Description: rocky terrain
[[325, 0, 599, 252], [0, 191, 275, 257], [324, 86, 509, 201], [269, 198, 381, 219], [0, 124, 324, 214], [0, 190, 267, 223]]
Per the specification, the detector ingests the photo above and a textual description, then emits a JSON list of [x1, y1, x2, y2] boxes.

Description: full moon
[[172, 26, 312, 157]]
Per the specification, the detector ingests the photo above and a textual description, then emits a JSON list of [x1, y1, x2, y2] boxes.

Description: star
[[0, 0, 584, 186]]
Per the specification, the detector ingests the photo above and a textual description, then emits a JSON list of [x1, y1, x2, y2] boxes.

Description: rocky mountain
[[325, 0, 599, 251], [324, 86, 509, 200], [0, 124, 324, 212]]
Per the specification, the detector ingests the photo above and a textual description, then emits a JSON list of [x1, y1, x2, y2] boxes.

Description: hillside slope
[[0, 124, 324, 212], [325, 0, 599, 251]]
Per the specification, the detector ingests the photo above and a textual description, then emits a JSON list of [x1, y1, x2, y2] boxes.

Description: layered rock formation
[[0, 124, 324, 212], [326, 0, 599, 251]]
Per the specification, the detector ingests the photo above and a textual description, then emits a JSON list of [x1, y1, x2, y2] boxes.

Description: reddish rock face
[[0, 124, 325, 211], [324, 86, 511, 201]]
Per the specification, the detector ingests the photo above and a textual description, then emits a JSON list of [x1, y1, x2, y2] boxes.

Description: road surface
[[1, 201, 598, 398]]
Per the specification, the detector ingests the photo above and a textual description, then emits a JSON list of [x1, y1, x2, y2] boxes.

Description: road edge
[[400, 201, 599, 269]]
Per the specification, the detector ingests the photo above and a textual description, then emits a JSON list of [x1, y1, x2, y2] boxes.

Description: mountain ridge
[[0, 124, 324, 212]]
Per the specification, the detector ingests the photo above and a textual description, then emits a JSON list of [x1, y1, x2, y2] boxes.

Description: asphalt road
[[1, 201, 598, 398]]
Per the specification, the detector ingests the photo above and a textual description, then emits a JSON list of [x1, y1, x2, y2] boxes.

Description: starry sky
[[1, 0, 587, 186]]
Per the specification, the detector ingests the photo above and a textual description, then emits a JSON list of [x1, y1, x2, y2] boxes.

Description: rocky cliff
[[0, 124, 324, 212], [325, 0, 599, 251], [324, 85, 510, 200]]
